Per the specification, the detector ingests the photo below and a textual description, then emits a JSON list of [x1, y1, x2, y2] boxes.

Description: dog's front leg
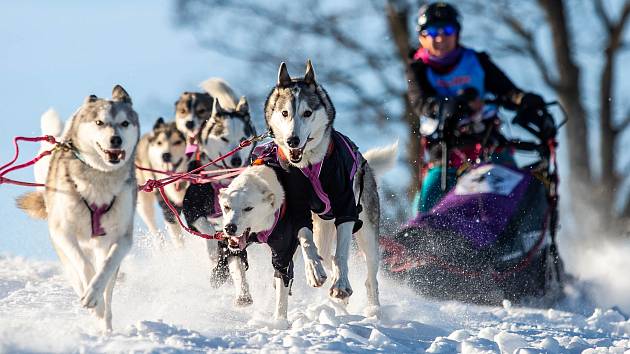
[[81, 234, 132, 311], [330, 221, 353, 300], [50, 231, 95, 296], [273, 277, 290, 326], [228, 256, 252, 306], [298, 227, 327, 287]]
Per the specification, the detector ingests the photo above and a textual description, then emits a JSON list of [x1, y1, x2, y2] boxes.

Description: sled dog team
[[16, 61, 398, 332]]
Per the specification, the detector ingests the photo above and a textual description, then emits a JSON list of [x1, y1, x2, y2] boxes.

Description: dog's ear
[[236, 96, 249, 114], [304, 59, 316, 85], [153, 117, 165, 131], [84, 94, 99, 104], [218, 189, 229, 204], [212, 97, 225, 116], [112, 85, 132, 105], [263, 191, 275, 208], [277, 62, 291, 87]]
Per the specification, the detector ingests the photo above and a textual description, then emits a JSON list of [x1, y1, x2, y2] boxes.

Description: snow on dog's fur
[[16, 86, 140, 332], [264, 60, 396, 316], [135, 117, 188, 246]]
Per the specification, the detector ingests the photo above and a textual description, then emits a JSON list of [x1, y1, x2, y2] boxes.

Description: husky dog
[[182, 79, 257, 299], [135, 117, 187, 245], [34, 108, 64, 191], [16, 86, 140, 332], [263, 61, 392, 315], [198, 78, 256, 170], [174, 91, 213, 149], [219, 142, 397, 322]]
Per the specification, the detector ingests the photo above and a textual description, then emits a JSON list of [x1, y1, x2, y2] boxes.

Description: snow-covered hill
[[1, 233, 629, 353]]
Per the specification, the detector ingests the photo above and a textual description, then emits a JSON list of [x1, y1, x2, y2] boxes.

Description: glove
[[513, 93, 557, 140], [519, 93, 546, 112]]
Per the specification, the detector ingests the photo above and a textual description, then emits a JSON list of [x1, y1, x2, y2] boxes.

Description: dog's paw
[[363, 305, 382, 319], [304, 256, 327, 287], [235, 294, 253, 307], [269, 317, 290, 330], [81, 285, 104, 309], [329, 277, 353, 300]]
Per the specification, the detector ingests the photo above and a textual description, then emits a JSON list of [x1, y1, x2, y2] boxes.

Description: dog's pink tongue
[[185, 144, 198, 155], [230, 236, 247, 250]]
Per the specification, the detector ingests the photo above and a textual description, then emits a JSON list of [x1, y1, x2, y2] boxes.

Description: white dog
[[219, 141, 397, 323], [17, 86, 140, 332]]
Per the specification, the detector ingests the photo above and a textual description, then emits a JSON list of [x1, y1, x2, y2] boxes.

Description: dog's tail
[[362, 140, 398, 180], [16, 191, 47, 220], [41, 108, 63, 138], [199, 78, 239, 110]]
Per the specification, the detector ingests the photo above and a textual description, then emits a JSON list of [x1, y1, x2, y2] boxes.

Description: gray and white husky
[[135, 117, 188, 246], [16, 86, 140, 332], [198, 78, 256, 170], [174, 90, 213, 147], [264, 61, 394, 316]]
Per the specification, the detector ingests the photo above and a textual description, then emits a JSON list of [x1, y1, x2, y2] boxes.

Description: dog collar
[[83, 197, 116, 237]]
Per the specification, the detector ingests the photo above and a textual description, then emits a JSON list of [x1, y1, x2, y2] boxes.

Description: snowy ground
[[1, 232, 629, 353]]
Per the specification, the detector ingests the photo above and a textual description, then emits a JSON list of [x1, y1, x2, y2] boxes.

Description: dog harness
[[297, 131, 360, 218], [82, 198, 116, 237], [254, 132, 365, 232]]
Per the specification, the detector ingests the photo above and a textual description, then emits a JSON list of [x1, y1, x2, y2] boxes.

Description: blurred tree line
[[175, 0, 630, 235]]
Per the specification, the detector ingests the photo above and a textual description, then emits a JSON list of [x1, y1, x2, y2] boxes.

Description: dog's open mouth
[[288, 147, 305, 163], [287, 137, 313, 163], [227, 228, 250, 250], [97, 144, 126, 164]]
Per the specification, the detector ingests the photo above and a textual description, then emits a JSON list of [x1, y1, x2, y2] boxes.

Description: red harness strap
[[0, 135, 58, 188]]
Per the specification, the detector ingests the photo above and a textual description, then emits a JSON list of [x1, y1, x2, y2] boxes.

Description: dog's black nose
[[185, 121, 195, 130], [162, 152, 172, 163], [230, 156, 242, 167], [110, 136, 122, 148], [224, 223, 237, 236], [286, 136, 300, 148]]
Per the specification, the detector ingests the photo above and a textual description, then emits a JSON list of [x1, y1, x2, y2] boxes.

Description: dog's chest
[[53, 160, 135, 239]]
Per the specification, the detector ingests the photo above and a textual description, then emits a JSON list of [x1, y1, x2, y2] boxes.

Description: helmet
[[417, 2, 461, 32]]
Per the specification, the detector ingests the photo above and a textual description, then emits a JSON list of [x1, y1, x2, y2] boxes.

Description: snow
[[1, 233, 630, 353]]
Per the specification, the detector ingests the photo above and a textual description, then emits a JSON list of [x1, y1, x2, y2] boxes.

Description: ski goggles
[[420, 25, 457, 38]]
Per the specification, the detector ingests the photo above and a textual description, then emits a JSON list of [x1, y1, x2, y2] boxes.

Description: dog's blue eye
[[95, 120, 104, 126], [243, 206, 254, 212], [303, 110, 312, 117], [121, 121, 129, 127]]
